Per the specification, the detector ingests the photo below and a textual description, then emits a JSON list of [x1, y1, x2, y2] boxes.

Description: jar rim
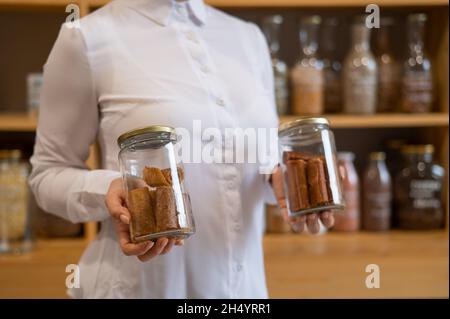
[[401, 144, 434, 155], [117, 125, 176, 147], [278, 117, 329, 136], [0, 149, 22, 160]]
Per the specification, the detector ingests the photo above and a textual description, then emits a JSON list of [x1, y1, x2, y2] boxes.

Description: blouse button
[[216, 98, 225, 107]]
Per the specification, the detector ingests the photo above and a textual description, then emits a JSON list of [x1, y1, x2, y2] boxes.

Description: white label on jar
[[344, 71, 377, 113], [409, 179, 442, 209], [402, 72, 433, 105], [365, 192, 391, 218]]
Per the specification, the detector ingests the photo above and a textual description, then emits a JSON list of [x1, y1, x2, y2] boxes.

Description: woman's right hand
[[105, 178, 183, 262]]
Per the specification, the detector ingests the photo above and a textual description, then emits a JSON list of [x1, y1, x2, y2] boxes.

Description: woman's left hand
[[270, 165, 335, 234]]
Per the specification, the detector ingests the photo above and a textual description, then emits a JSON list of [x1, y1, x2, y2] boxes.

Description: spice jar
[[118, 126, 195, 243], [395, 145, 444, 229], [0, 150, 32, 254], [343, 19, 378, 114], [291, 15, 324, 115], [401, 14, 433, 113], [278, 117, 344, 217], [333, 152, 360, 232], [262, 15, 289, 115], [362, 152, 392, 231]]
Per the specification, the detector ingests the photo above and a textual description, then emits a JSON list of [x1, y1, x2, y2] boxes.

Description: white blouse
[[29, 0, 279, 298]]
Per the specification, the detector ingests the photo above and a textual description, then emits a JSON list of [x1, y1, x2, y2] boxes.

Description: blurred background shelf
[[0, 231, 447, 298], [1, 112, 448, 132]]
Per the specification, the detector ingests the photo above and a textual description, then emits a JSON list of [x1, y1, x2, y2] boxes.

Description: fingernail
[[120, 214, 130, 224]]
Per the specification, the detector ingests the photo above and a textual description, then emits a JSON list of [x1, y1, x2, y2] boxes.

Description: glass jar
[[401, 14, 433, 113], [291, 15, 324, 115], [262, 14, 289, 115], [395, 145, 444, 229], [117, 126, 195, 243], [321, 17, 342, 114], [333, 152, 360, 232], [362, 152, 392, 231], [0, 150, 32, 254], [343, 19, 378, 114], [376, 17, 400, 113], [278, 117, 344, 217]]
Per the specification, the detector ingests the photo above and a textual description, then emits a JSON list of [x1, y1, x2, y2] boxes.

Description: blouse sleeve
[[29, 24, 121, 223]]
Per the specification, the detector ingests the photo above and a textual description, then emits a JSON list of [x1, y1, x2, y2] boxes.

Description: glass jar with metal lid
[[278, 117, 344, 216], [117, 126, 195, 243], [0, 149, 32, 254]]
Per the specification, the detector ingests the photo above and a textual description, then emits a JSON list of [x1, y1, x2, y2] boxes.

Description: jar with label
[[395, 145, 444, 229], [376, 17, 400, 113], [0, 150, 33, 254], [118, 126, 195, 243], [362, 152, 392, 231], [291, 15, 324, 115], [321, 17, 342, 114], [278, 117, 344, 217], [262, 15, 289, 115], [343, 19, 378, 114], [333, 152, 360, 232], [401, 14, 433, 113]]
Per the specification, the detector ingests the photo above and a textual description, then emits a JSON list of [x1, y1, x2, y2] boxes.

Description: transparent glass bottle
[[291, 15, 324, 115], [0, 150, 32, 254], [401, 14, 433, 113], [343, 20, 378, 114], [362, 152, 392, 231], [395, 145, 444, 229], [376, 17, 400, 113], [262, 15, 289, 115], [321, 17, 342, 114]]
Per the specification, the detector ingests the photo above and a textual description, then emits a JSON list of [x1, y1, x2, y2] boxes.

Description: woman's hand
[[105, 178, 183, 262], [270, 165, 335, 234]]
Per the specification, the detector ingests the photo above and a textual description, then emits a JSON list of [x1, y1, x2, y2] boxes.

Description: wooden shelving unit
[[0, 0, 448, 242]]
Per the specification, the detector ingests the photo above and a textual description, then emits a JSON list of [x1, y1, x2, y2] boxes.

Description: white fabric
[[29, 0, 279, 298]]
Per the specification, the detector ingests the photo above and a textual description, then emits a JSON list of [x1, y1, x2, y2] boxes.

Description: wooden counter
[[0, 231, 448, 298]]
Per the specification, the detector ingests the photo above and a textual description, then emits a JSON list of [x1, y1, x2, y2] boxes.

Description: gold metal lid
[[401, 144, 434, 154], [117, 125, 176, 147], [369, 152, 386, 161], [279, 117, 329, 135], [0, 149, 22, 160], [386, 139, 407, 150], [301, 15, 322, 25]]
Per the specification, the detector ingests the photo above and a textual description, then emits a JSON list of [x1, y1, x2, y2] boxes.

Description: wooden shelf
[[1, 112, 448, 132], [281, 113, 450, 129], [0, 231, 447, 298], [0, 113, 37, 132], [0, 0, 79, 8]]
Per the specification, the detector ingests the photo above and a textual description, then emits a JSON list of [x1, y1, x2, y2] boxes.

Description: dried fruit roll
[[306, 157, 331, 206], [285, 159, 310, 212], [161, 167, 185, 185], [154, 186, 179, 232], [143, 167, 171, 187], [127, 187, 156, 240]]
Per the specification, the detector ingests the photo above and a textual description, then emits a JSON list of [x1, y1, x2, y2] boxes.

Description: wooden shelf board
[[280, 113, 450, 129], [0, 231, 447, 298], [0, 0, 77, 8], [0, 113, 37, 132], [1, 112, 448, 132]]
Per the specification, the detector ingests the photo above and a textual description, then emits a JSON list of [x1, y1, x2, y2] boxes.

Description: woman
[[29, 0, 334, 298]]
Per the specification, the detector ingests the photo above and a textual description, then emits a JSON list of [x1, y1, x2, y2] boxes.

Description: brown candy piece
[[154, 186, 179, 232], [161, 167, 185, 185], [306, 157, 331, 206], [127, 187, 156, 240], [143, 167, 171, 187], [285, 159, 310, 212]]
